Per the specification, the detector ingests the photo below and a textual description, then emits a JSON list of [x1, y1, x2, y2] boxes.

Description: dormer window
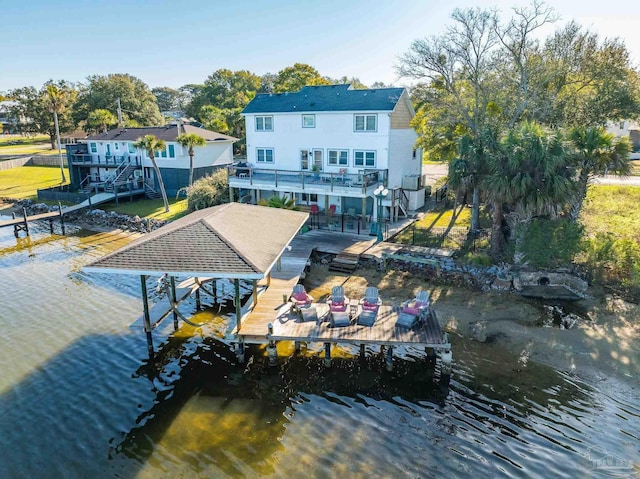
[[255, 116, 273, 131], [354, 114, 376, 132]]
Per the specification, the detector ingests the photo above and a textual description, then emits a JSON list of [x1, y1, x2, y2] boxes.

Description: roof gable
[[242, 84, 406, 114]]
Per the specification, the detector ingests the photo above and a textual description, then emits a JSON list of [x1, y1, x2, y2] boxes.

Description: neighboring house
[[0, 100, 21, 134], [606, 119, 640, 153], [230, 84, 425, 221], [65, 124, 236, 197]]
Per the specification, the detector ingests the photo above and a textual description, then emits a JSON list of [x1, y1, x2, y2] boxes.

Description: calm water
[[0, 218, 638, 478]]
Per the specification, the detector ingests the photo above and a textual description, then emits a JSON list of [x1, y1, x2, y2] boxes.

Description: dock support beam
[[195, 288, 201, 310], [294, 341, 301, 353], [235, 339, 245, 364], [234, 279, 242, 331], [359, 344, 365, 360], [267, 323, 277, 366], [385, 346, 394, 372], [324, 342, 331, 368], [58, 202, 65, 235], [140, 275, 154, 357], [170, 276, 178, 330]]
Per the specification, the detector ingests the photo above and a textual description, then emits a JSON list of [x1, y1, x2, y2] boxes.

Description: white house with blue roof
[[229, 84, 426, 223]]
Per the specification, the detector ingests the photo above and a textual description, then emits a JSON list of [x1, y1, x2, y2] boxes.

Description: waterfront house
[[65, 124, 236, 198], [229, 84, 426, 222]]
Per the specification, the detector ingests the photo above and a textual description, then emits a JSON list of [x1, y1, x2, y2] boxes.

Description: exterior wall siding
[[388, 129, 420, 188], [390, 95, 413, 129], [245, 111, 391, 174]]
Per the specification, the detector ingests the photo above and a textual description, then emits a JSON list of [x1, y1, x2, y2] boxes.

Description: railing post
[[249, 168, 253, 185], [275, 170, 278, 188]]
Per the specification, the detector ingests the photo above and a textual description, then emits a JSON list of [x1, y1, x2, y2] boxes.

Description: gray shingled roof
[[84, 203, 309, 278], [242, 84, 406, 114], [85, 124, 237, 142]]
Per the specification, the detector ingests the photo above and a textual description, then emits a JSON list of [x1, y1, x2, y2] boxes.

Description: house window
[[354, 150, 376, 167], [313, 150, 323, 171], [160, 147, 167, 158], [128, 143, 136, 154], [105, 144, 111, 156], [301, 193, 318, 202], [114, 143, 119, 151], [328, 149, 348, 166], [354, 114, 377, 132], [300, 150, 310, 170], [256, 148, 274, 163], [168, 144, 175, 158], [302, 114, 315, 128], [89, 143, 97, 153], [255, 116, 273, 131]]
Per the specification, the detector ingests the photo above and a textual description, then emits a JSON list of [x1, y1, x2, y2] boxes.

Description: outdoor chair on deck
[[397, 290, 431, 328], [358, 286, 382, 327], [290, 284, 317, 322], [328, 286, 350, 327]]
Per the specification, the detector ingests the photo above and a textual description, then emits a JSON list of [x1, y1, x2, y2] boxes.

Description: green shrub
[[460, 252, 492, 266], [181, 169, 229, 212], [519, 218, 584, 268]]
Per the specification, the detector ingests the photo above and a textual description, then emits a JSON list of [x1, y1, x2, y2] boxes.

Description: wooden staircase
[[328, 252, 360, 273]]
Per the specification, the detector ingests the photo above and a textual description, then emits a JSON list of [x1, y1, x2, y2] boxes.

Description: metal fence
[[404, 224, 491, 250]]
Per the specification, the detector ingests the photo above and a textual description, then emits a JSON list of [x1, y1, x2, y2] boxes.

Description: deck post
[[170, 276, 178, 330], [229, 186, 234, 203], [234, 279, 242, 331], [324, 342, 331, 368], [58, 202, 65, 235], [267, 323, 277, 366], [252, 279, 258, 308], [140, 275, 154, 357], [385, 346, 394, 372], [361, 197, 367, 228], [22, 207, 30, 237], [235, 339, 245, 364]]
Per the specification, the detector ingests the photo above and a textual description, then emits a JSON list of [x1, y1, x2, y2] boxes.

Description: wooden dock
[[234, 230, 451, 372]]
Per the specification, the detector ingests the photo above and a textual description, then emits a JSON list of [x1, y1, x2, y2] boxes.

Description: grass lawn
[[101, 198, 189, 222], [0, 135, 59, 156], [0, 165, 69, 200], [581, 184, 640, 242]]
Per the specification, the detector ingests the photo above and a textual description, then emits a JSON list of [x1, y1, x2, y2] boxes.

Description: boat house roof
[[84, 203, 309, 279]]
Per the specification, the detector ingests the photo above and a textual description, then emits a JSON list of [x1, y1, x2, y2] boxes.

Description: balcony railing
[[71, 154, 141, 166], [227, 166, 388, 195]]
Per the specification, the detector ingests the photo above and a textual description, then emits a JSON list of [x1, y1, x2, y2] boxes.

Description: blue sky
[[1, 0, 638, 92]]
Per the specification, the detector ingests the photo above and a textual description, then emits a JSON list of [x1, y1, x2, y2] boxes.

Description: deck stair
[[328, 252, 360, 273]]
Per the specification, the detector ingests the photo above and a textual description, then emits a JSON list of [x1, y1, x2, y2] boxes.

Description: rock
[[469, 321, 488, 342]]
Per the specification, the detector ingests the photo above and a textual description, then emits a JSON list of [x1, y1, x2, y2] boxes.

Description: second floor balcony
[[227, 166, 388, 196]]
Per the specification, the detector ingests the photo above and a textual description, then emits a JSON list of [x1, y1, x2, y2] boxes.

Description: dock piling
[[22, 208, 30, 237], [324, 342, 331, 367], [58, 202, 65, 235], [170, 276, 178, 330], [235, 340, 245, 364], [385, 346, 394, 371], [140, 275, 154, 357], [267, 323, 277, 366]]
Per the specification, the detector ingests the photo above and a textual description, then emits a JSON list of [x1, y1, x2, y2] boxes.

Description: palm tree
[[568, 126, 631, 221], [133, 135, 170, 213], [483, 122, 575, 260], [87, 109, 117, 133], [45, 85, 66, 183], [176, 132, 206, 187]]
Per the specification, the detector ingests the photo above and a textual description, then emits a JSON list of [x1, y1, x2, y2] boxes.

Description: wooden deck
[[235, 230, 449, 351], [265, 303, 447, 348]]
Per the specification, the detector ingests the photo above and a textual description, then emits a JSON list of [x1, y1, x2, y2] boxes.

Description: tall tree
[[483, 121, 575, 259], [9, 80, 77, 149], [176, 132, 206, 187], [133, 135, 170, 212], [74, 74, 163, 127], [44, 84, 67, 183], [568, 126, 631, 221], [152, 87, 188, 111], [86, 108, 117, 133], [273, 63, 331, 92]]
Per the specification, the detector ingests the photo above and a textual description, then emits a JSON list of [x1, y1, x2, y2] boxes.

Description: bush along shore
[[6, 199, 167, 233]]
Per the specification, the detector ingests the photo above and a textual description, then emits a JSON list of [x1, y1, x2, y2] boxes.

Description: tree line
[[397, 1, 640, 259], [3, 63, 380, 153]]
